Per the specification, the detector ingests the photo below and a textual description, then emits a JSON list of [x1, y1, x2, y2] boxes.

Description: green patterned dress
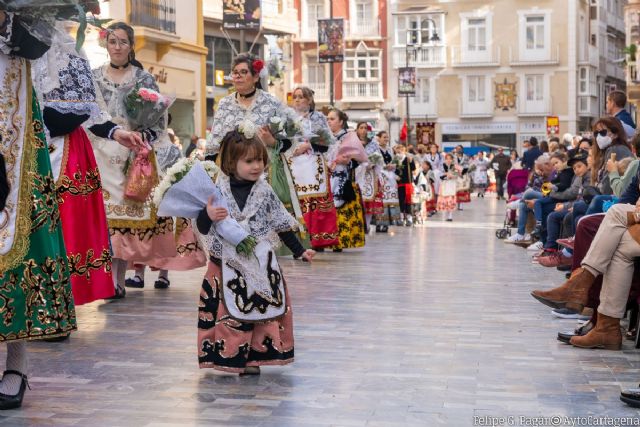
[[0, 59, 76, 341]]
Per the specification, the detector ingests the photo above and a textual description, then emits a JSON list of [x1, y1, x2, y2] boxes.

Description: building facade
[[388, 0, 627, 151], [203, 0, 299, 131], [292, 0, 389, 127], [626, 0, 640, 115], [84, 0, 208, 146]]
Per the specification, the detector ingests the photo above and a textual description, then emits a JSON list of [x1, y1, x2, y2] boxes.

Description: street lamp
[[404, 18, 439, 145]]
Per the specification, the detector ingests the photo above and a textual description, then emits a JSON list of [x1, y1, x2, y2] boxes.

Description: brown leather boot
[[570, 312, 622, 350], [530, 267, 595, 309]]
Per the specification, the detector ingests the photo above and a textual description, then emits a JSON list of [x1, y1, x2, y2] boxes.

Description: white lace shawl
[[204, 174, 300, 259], [207, 89, 289, 154]]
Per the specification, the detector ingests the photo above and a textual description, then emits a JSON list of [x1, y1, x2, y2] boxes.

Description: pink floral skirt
[[197, 261, 294, 372]]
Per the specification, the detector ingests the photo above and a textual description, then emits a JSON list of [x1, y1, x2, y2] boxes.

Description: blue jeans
[[545, 209, 569, 249], [533, 197, 557, 244], [517, 190, 543, 235], [571, 200, 588, 231], [586, 194, 614, 215]]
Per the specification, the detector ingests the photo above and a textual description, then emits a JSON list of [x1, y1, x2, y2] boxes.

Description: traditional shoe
[[332, 248, 343, 253], [104, 284, 126, 300], [557, 320, 594, 344], [530, 267, 595, 310], [125, 276, 144, 289], [42, 332, 71, 343], [239, 366, 260, 376], [570, 312, 622, 350], [154, 277, 170, 289], [0, 370, 30, 410], [620, 387, 640, 408]]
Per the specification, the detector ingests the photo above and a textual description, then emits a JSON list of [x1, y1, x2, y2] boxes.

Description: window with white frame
[[415, 78, 431, 104], [526, 16, 545, 50], [518, 11, 550, 61], [306, 60, 326, 87], [395, 14, 443, 46], [354, 0, 374, 35], [468, 76, 486, 102], [468, 18, 487, 52], [305, 0, 324, 38], [579, 67, 588, 94], [526, 75, 544, 101], [344, 50, 380, 80]]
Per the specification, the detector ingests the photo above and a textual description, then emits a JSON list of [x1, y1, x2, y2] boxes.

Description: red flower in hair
[[252, 59, 265, 74]]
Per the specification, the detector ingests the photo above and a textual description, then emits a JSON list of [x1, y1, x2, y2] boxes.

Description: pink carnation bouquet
[[124, 83, 174, 130]]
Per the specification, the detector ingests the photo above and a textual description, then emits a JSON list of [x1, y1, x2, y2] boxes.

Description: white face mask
[[596, 134, 612, 150]]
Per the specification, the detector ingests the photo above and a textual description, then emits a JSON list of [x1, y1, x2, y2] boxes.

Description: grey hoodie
[[551, 173, 591, 203]]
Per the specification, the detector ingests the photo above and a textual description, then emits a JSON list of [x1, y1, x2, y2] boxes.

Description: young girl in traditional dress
[[437, 153, 459, 222], [196, 128, 315, 375], [421, 161, 437, 216]]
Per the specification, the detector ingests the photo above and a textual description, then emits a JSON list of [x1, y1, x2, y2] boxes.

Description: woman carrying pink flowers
[[90, 22, 175, 298]]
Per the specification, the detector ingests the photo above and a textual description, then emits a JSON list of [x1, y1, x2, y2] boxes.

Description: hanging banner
[[416, 122, 436, 145], [546, 115, 559, 136], [318, 18, 344, 63], [223, 0, 262, 29], [398, 67, 416, 96]]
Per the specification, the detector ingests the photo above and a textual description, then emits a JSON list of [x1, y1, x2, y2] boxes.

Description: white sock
[[112, 258, 127, 289], [561, 248, 572, 258], [158, 270, 169, 280], [0, 341, 27, 395], [447, 211, 453, 220], [134, 265, 145, 282]]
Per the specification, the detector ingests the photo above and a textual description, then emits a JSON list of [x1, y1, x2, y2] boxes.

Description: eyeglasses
[[107, 38, 130, 48], [231, 69, 250, 78], [594, 129, 609, 137]]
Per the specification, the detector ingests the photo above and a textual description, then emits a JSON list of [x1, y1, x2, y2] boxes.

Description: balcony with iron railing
[[451, 45, 500, 67], [509, 44, 560, 66], [130, 0, 176, 34], [308, 82, 329, 101], [342, 81, 383, 102], [392, 46, 446, 69], [578, 44, 599, 68], [518, 96, 553, 117], [458, 98, 493, 118], [347, 19, 380, 38]]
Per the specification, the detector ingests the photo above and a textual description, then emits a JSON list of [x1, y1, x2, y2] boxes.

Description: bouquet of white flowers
[[154, 158, 257, 256], [368, 151, 384, 167]]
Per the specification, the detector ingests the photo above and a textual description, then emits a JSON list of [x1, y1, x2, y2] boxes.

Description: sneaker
[[556, 237, 575, 250], [531, 250, 554, 264], [538, 252, 573, 268], [527, 241, 543, 251], [505, 233, 527, 244], [551, 308, 591, 320]]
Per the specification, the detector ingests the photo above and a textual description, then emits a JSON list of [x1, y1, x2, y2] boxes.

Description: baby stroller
[[495, 168, 529, 239]]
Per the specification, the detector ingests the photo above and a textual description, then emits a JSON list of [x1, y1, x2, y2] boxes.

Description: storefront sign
[[520, 121, 546, 133], [398, 67, 416, 96], [442, 122, 517, 135], [223, 0, 261, 29], [546, 116, 560, 135], [318, 18, 344, 63]]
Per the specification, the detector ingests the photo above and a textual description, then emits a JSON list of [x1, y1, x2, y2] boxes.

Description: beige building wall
[[388, 0, 623, 151]]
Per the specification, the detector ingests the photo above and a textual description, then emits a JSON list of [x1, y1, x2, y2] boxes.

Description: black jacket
[[0, 153, 8, 211], [522, 146, 543, 171]]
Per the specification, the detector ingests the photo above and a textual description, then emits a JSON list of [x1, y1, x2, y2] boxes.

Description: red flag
[[399, 120, 408, 142]]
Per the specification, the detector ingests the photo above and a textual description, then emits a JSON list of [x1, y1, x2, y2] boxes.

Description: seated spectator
[[531, 159, 640, 350]]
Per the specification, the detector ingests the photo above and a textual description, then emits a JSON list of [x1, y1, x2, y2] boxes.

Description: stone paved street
[[3, 197, 640, 426]]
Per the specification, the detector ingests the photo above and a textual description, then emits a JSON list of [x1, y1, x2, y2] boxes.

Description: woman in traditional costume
[[471, 150, 489, 197], [208, 53, 308, 256], [90, 22, 175, 297], [0, 11, 77, 409], [326, 108, 366, 250], [355, 122, 384, 232], [34, 23, 146, 309], [196, 127, 314, 375], [437, 153, 460, 222], [452, 144, 471, 209], [288, 87, 339, 249], [376, 130, 399, 231]]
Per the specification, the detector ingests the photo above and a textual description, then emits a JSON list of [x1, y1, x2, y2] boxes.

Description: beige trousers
[[582, 204, 640, 319]]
